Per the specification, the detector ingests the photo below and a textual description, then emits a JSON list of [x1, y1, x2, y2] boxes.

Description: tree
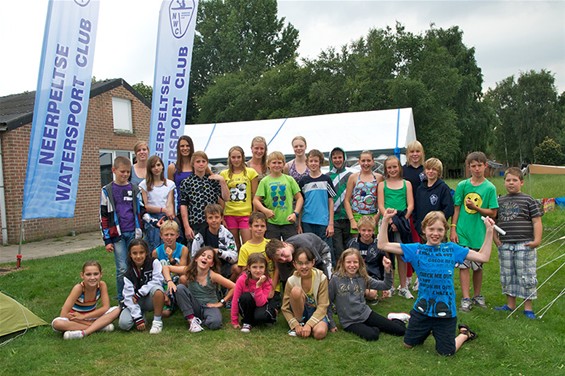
[[485, 70, 562, 165], [533, 137, 564, 165], [132, 81, 153, 104]]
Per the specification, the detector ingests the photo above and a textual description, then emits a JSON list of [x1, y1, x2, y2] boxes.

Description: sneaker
[[461, 298, 473, 312], [241, 323, 252, 333], [288, 329, 297, 337], [472, 295, 487, 308], [149, 320, 163, 334], [368, 299, 379, 306], [405, 276, 412, 287], [63, 330, 85, 340], [494, 304, 513, 312], [398, 287, 414, 299], [99, 324, 114, 332], [189, 317, 204, 333], [387, 312, 411, 324], [523, 310, 537, 319]]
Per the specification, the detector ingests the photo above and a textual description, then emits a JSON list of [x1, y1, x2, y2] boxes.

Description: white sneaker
[[63, 330, 85, 340], [149, 320, 163, 334], [398, 287, 414, 299], [99, 324, 115, 332], [241, 323, 252, 333], [288, 329, 297, 337], [189, 317, 204, 333], [387, 312, 411, 324]]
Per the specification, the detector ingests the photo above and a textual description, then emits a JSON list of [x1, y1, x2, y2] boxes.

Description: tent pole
[[17, 221, 24, 268]]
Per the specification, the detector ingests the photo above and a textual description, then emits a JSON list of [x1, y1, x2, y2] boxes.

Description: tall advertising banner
[[149, 0, 199, 168], [22, 0, 100, 219]]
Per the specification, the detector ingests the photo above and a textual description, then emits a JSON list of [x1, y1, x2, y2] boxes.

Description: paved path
[[0, 231, 102, 264]]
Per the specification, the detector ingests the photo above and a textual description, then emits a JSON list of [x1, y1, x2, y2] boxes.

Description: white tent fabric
[[184, 108, 416, 163]]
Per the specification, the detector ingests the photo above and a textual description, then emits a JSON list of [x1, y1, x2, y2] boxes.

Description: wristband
[[166, 279, 173, 283], [293, 211, 299, 217], [450, 224, 457, 227]]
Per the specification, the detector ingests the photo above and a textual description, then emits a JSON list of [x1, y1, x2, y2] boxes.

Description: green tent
[[0, 291, 47, 338]]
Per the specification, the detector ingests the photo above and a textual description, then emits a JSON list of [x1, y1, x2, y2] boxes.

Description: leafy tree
[[485, 70, 562, 165], [533, 137, 564, 165], [132, 81, 153, 104]]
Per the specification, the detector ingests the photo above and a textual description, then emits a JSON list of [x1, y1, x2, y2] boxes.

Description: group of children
[[54, 139, 543, 356]]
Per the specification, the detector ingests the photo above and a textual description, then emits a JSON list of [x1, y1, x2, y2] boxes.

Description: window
[[112, 97, 133, 132], [99, 150, 134, 187]]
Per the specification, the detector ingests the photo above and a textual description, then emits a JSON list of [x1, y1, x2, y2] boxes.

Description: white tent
[[184, 108, 416, 163]]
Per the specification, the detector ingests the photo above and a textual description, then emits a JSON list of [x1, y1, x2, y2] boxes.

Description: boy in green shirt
[[450, 152, 498, 312]]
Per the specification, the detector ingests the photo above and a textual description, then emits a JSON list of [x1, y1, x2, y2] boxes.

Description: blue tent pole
[[268, 118, 288, 146], [203, 123, 217, 152], [394, 109, 401, 158]]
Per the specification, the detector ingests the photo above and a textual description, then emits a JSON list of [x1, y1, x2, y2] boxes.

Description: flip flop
[[458, 324, 478, 341]]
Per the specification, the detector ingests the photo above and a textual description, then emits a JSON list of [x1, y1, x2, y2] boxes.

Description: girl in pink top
[[231, 253, 277, 333]]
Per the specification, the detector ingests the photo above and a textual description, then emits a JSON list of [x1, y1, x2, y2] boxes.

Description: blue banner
[[22, 0, 99, 219], [149, 0, 199, 168]]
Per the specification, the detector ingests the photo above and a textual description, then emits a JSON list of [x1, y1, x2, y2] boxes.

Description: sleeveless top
[[383, 180, 408, 211], [155, 242, 184, 265], [351, 173, 379, 215], [71, 282, 101, 313], [188, 270, 217, 305], [288, 160, 310, 183], [130, 165, 144, 187], [173, 166, 193, 210]]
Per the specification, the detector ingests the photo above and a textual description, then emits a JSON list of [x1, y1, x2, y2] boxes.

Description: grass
[[1, 177, 564, 376]]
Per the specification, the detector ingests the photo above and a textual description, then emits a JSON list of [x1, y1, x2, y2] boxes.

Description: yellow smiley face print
[[464, 192, 482, 214]]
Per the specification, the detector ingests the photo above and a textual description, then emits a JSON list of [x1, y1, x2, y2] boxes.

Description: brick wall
[[0, 85, 150, 244]]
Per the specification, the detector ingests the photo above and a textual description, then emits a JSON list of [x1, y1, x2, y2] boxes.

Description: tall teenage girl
[[248, 136, 268, 182]]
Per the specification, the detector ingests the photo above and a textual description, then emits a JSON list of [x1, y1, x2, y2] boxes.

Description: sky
[[1, 0, 563, 98]]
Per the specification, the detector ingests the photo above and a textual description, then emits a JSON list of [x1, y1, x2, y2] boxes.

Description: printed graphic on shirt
[[229, 183, 247, 202], [269, 182, 287, 209], [498, 200, 521, 221], [463, 192, 482, 214]]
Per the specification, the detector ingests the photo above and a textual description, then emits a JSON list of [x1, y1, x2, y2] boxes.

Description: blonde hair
[[133, 141, 149, 154], [356, 215, 375, 230], [191, 151, 213, 175], [160, 220, 179, 234], [423, 158, 443, 178], [250, 136, 268, 174], [420, 211, 449, 243], [227, 146, 247, 179], [267, 151, 285, 165], [406, 141, 425, 165], [291, 136, 307, 148], [384, 156, 403, 178], [334, 248, 370, 284]]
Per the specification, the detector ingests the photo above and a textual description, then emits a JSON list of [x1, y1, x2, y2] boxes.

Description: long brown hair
[[184, 246, 220, 283], [175, 135, 194, 173], [227, 146, 247, 179], [245, 253, 270, 283], [145, 155, 167, 191]]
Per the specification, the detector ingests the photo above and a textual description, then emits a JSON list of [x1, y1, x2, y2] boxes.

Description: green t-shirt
[[453, 178, 498, 249], [256, 174, 300, 225]]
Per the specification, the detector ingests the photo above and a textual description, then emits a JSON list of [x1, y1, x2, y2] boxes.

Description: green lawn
[[1, 181, 564, 375]]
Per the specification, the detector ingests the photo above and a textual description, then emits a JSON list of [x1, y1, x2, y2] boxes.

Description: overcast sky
[[1, 0, 563, 98]]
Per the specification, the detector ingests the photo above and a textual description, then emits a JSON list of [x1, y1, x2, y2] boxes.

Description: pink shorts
[[224, 215, 250, 230]]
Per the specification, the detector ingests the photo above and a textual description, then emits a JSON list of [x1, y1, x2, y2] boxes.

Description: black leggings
[[238, 293, 277, 326], [344, 311, 406, 341]]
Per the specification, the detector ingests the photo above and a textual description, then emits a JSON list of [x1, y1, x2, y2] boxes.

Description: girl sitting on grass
[[164, 246, 235, 332], [52, 260, 120, 340], [282, 247, 334, 340], [329, 248, 408, 341], [119, 239, 166, 334], [378, 209, 494, 355], [231, 253, 277, 333]]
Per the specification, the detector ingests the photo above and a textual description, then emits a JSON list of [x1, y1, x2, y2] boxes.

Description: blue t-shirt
[[155, 242, 184, 265], [400, 242, 468, 318], [299, 174, 336, 226]]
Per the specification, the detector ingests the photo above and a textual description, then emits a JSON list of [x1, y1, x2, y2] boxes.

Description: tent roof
[[528, 164, 565, 175], [0, 291, 47, 338], [185, 108, 416, 163]]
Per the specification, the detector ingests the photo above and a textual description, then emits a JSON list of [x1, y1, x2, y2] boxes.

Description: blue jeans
[[113, 231, 136, 302]]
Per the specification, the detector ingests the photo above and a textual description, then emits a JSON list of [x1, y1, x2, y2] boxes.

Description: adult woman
[[131, 141, 149, 186], [284, 136, 309, 183], [248, 136, 268, 182]]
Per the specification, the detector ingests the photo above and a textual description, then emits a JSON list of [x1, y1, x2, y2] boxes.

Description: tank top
[[71, 282, 101, 313], [173, 166, 193, 210], [351, 173, 379, 215], [383, 180, 408, 211], [288, 160, 310, 183], [188, 270, 217, 305]]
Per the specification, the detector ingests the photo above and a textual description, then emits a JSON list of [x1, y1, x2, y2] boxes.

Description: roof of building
[[0, 78, 150, 131]]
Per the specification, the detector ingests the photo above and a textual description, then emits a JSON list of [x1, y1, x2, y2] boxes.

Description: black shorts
[[403, 310, 457, 356]]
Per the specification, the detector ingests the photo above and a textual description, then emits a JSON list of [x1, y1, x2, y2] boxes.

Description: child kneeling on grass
[[329, 248, 408, 341], [164, 246, 235, 332], [119, 239, 166, 334], [231, 253, 277, 333], [52, 260, 120, 340], [378, 209, 495, 355]]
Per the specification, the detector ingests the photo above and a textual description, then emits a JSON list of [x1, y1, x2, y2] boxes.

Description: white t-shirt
[[139, 179, 176, 208]]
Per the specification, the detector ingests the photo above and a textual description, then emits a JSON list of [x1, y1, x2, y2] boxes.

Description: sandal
[[494, 304, 513, 312], [458, 324, 478, 341]]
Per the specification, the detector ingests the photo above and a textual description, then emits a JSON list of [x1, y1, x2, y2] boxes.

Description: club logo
[[74, 0, 90, 6], [169, 0, 196, 39]]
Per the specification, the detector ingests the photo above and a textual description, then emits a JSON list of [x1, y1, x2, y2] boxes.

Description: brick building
[[0, 79, 150, 244]]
